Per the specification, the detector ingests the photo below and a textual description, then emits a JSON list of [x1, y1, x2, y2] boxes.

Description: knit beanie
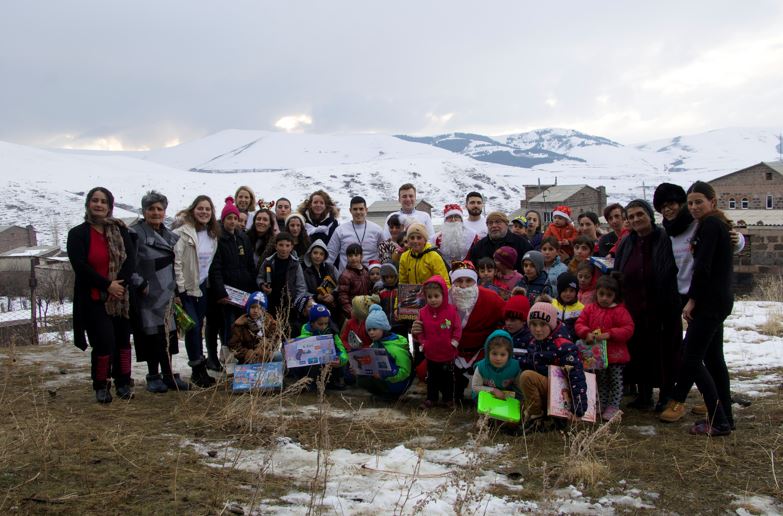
[[625, 199, 656, 224], [365, 304, 391, 331], [308, 303, 331, 323], [486, 211, 509, 225], [352, 294, 381, 321], [245, 291, 268, 314], [652, 183, 687, 213], [504, 294, 531, 321], [556, 272, 579, 294], [552, 205, 572, 222], [380, 263, 398, 277], [493, 246, 518, 270], [221, 196, 241, 221], [522, 250, 545, 275], [407, 222, 429, 240], [528, 302, 559, 332]]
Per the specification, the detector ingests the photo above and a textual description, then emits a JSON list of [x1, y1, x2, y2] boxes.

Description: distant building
[[708, 161, 783, 211], [0, 225, 37, 254], [517, 184, 607, 224], [367, 200, 433, 227]]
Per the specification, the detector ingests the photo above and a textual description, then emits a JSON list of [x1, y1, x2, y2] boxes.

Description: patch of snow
[[627, 425, 657, 436], [732, 494, 783, 515]]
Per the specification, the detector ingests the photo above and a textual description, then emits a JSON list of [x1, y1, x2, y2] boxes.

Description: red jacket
[[457, 286, 505, 361], [417, 276, 462, 362], [575, 303, 635, 364], [340, 317, 371, 351]]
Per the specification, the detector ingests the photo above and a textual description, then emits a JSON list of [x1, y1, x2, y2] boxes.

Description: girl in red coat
[[575, 273, 635, 421]]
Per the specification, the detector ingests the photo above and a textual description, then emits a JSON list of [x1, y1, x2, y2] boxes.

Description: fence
[[0, 258, 73, 346]]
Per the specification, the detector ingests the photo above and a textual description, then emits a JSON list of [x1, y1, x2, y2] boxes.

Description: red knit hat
[[493, 246, 518, 270], [221, 196, 241, 221], [504, 294, 531, 321]]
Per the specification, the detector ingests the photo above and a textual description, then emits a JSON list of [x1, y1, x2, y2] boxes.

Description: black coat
[[67, 221, 136, 350], [466, 230, 532, 273], [209, 229, 258, 299], [688, 215, 734, 318]]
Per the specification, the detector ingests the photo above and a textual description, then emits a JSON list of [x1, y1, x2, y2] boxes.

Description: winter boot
[[146, 374, 169, 394], [162, 373, 191, 391], [95, 383, 113, 404], [205, 355, 224, 373], [116, 382, 135, 400], [190, 360, 216, 388]]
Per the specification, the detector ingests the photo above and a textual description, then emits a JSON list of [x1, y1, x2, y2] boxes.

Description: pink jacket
[[417, 275, 462, 362], [575, 303, 635, 364]]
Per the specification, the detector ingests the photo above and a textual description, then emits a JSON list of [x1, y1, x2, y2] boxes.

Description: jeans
[[181, 282, 208, 364]]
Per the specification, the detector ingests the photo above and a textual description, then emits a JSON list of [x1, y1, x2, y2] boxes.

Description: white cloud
[[426, 112, 454, 124], [545, 97, 558, 108], [274, 114, 313, 133]]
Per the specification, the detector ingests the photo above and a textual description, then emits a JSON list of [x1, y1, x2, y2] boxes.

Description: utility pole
[[640, 181, 654, 202]]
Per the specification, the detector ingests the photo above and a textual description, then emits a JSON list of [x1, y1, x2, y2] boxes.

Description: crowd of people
[[67, 181, 741, 436]]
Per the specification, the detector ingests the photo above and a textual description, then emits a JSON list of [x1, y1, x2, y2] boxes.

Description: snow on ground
[[732, 494, 783, 515]]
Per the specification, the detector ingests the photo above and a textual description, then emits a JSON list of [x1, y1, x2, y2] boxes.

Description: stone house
[[0, 225, 37, 254], [367, 200, 433, 227], [516, 184, 607, 225], [708, 161, 783, 210]]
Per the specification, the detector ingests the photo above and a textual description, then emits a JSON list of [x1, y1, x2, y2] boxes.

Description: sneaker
[[116, 383, 134, 400], [95, 387, 113, 404], [419, 400, 434, 410], [162, 373, 191, 391], [689, 420, 731, 437], [659, 400, 686, 422], [627, 395, 654, 410], [691, 403, 708, 416], [146, 374, 168, 394], [601, 406, 622, 421]]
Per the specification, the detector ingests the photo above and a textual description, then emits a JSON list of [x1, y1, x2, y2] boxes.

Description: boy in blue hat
[[297, 303, 349, 390], [228, 291, 279, 365]]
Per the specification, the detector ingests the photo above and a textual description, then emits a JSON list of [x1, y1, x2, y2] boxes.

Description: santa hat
[[368, 259, 382, 271], [221, 196, 241, 221], [443, 203, 464, 220], [552, 205, 572, 222], [449, 260, 478, 283]]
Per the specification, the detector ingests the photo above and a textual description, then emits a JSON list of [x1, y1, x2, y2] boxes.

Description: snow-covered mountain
[[2, 126, 781, 247]]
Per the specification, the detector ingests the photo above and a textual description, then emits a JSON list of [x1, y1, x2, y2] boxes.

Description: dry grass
[[0, 342, 782, 513], [756, 273, 783, 303], [759, 308, 783, 337]]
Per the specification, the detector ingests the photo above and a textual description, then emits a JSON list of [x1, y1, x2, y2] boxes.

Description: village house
[[366, 199, 433, 227], [514, 184, 607, 224], [708, 161, 783, 211], [0, 225, 37, 254]]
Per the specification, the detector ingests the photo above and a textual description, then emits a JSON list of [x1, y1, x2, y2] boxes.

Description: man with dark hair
[[383, 183, 435, 238], [463, 191, 487, 238], [327, 196, 383, 275], [466, 211, 532, 273], [597, 203, 625, 257]]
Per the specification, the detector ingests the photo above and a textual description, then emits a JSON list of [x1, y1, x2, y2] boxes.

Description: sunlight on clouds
[[275, 114, 313, 133], [163, 138, 181, 148], [52, 133, 151, 151], [426, 112, 454, 124], [642, 32, 783, 94], [545, 97, 558, 108]]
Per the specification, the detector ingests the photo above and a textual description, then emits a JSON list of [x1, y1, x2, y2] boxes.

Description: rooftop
[[528, 184, 592, 203], [0, 245, 61, 258]]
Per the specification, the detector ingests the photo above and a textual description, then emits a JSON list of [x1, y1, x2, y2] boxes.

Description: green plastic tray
[[477, 391, 521, 422]]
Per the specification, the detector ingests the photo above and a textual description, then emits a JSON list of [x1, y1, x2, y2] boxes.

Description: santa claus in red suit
[[430, 204, 479, 266], [414, 260, 504, 396]]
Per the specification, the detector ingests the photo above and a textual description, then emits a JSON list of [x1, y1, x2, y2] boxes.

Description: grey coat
[[130, 220, 179, 335]]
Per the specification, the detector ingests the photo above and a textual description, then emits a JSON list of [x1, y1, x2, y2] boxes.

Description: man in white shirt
[[327, 196, 383, 276], [383, 183, 435, 238], [462, 191, 487, 238]]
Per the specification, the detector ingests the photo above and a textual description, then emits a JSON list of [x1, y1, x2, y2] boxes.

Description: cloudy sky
[[2, 1, 782, 150]]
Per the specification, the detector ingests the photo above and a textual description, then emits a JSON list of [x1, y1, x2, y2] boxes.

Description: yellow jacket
[[398, 244, 451, 287]]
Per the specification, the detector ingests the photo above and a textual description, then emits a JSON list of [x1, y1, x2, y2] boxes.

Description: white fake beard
[[439, 222, 466, 264], [450, 284, 479, 313]]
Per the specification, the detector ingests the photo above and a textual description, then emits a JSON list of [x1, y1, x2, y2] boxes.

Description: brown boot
[[660, 400, 686, 423], [691, 403, 708, 416]]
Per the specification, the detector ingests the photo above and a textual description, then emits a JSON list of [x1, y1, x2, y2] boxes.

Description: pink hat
[[221, 196, 241, 221], [443, 203, 464, 220], [528, 302, 559, 332]]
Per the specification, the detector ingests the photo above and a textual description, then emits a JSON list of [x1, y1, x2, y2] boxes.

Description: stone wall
[[734, 226, 783, 295]]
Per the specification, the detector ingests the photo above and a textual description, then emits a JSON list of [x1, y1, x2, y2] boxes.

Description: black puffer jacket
[[209, 228, 258, 299]]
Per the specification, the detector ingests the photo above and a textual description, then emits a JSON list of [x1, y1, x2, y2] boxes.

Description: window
[[767, 194, 774, 209], [728, 198, 736, 209], [741, 197, 749, 209], [766, 172, 773, 180]]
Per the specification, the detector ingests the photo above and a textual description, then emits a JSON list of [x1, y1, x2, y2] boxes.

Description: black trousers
[[672, 312, 732, 428], [426, 360, 455, 403], [84, 300, 131, 390]]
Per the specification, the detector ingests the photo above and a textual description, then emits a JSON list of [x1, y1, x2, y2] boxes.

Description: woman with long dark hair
[[129, 191, 189, 393], [247, 208, 278, 267], [67, 187, 136, 403], [298, 190, 339, 244], [660, 181, 735, 436], [173, 195, 220, 387]]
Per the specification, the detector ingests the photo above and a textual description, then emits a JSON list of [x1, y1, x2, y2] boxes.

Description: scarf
[[661, 207, 694, 238], [86, 212, 129, 318]]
